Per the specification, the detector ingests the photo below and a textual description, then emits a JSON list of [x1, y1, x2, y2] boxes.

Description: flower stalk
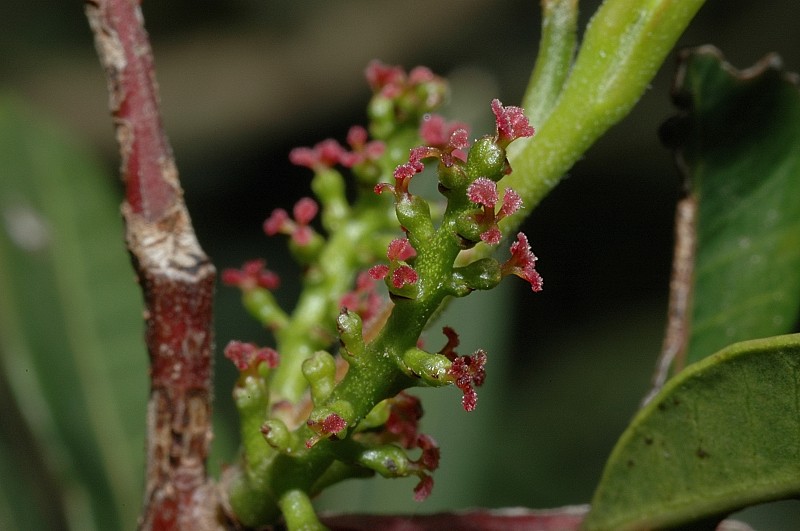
[[221, 60, 544, 525]]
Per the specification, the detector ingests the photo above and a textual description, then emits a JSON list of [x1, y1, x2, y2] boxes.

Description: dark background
[[3, 1, 799, 527]]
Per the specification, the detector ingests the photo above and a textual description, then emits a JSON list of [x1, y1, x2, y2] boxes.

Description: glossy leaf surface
[[675, 47, 800, 369]]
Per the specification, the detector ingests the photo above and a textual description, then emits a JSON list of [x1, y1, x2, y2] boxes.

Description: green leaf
[[584, 334, 800, 530], [0, 95, 146, 530], [667, 46, 800, 370]]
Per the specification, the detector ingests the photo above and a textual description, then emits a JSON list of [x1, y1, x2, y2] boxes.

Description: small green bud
[[288, 232, 325, 264], [454, 211, 484, 245], [337, 309, 365, 362], [450, 258, 502, 294], [401, 348, 451, 386], [467, 137, 507, 182], [359, 399, 392, 431], [261, 419, 291, 452], [243, 288, 289, 330], [302, 351, 337, 405], [311, 168, 349, 230], [437, 160, 468, 192], [233, 374, 269, 411], [395, 195, 434, 241], [368, 96, 396, 139], [358, 444, 411, 478]]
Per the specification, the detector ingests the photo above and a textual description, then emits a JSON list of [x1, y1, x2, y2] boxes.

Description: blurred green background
[[2, 1, 800, 529]]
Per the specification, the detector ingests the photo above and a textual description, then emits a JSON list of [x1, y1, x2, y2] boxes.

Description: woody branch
[[84, 1, 224, 528]]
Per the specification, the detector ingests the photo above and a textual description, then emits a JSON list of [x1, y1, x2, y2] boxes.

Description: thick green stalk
[[278, 490, 325, 531], [522, 0, 579, 125], [269, 209, 389, 402], [504, 0, 705, 227]]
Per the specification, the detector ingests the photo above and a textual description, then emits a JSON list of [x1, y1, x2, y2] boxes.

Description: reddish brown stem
[[85, 1, 225, 528]]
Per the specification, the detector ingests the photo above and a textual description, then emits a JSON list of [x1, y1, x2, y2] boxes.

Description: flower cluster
[[264, 197, 319, 246], [357, 392, 440, 501], [437, 327, 487, 412], [339, 271, 384, 325], [366, 60, 449, 138], [369, 238, 419, 294], [502, 232, 544, 292], [222, 61, 544, 528], [289, 125, 385, 171], [466, 177, 523, 244], [224, 340, 280, 381], [305, 412, 348, 448], [221, 259, 280, 291], [366, 60, 445, 109], [419, 114, 470, 151], [492, 98, 535, 148]]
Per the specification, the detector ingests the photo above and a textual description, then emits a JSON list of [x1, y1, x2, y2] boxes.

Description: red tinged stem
[[84, 1, 226, 529], [86, 0, 176, 220]]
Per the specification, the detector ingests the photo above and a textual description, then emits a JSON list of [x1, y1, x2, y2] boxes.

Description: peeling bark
[[84, 1, 226, 528]]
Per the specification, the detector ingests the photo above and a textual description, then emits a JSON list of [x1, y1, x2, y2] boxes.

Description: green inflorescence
[[221, 61, 541, 529]]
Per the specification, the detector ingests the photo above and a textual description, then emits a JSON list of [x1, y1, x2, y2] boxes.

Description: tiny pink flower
[[387, 238, 416, 261], [293, 197, 318, 225], [465, 180, 524, 245], [264, 197, 319, 246], [449, 128, 469, 150], [491, 98, 535, 147], [384, 392, 424, 449], [365, 60, 406, 96], [467, 177, 498, 208], [413, 475, 434, 502], [408, 66, 435, 84], [416, 433, 440, 471], [420, 114, 469, 149], [378, 146, 441, 199], [370, 239, 419, 292], [340, 271, 384, 323], [289, 139, 346, 170], [321, 413, 347, 434], [391, 265, 419, 289], [500, 189, 523, 218], [263, 209, 290, 236], [224, 340, 280, 372], [221, 259, 280, 291], [502, 232, 544, 292], [339, 125, 386, 168], [480, 227, 502, 245], [438, 326, 460, 360], [448, 349, 487, 412], [305, 413, 348, 448], [368, 264, 390, 280], [393, 162, 420, 182], [436, 328, 487, 411], [346, 124, 368, 147]]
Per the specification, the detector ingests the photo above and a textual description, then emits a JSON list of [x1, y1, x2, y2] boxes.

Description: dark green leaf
[[666, 46, 800, 371], [587, 47, 800, 530], [584, 334, 800, 530], [0, 95, 146, 530]]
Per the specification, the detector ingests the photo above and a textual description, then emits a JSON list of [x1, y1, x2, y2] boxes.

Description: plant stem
[[85, 1, 224, 528], [522, 0, 578, 125], [505, 0, 705, 224]]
